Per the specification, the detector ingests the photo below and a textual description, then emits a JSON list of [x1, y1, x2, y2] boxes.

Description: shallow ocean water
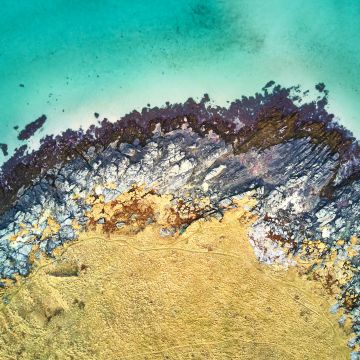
[[0, 0, 359, 162]]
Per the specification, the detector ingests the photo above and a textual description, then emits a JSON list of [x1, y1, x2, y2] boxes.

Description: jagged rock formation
[[0, 83, 359, 356]]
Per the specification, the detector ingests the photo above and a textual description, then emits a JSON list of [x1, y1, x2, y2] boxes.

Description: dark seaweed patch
[[17, 115, 47, 141]]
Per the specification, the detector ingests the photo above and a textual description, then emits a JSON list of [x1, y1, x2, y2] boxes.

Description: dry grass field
[[0, 195, 350, 359]]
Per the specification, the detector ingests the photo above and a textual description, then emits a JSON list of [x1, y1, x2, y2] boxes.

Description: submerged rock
[[17, 114, 47, 141], [0, 143, 8, 157]]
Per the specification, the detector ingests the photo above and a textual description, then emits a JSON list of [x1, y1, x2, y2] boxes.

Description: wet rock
[[17, 115, 47, 140], [0, 143, 8, 156]]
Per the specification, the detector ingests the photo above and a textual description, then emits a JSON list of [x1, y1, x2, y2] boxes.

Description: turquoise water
[[0, 0, 359, 162]]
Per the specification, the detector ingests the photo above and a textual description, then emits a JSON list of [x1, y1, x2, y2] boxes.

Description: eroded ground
[[0, 195, 351, 359]]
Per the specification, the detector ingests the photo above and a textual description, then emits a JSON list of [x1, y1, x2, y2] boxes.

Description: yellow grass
[[0, 195, 350, 359]]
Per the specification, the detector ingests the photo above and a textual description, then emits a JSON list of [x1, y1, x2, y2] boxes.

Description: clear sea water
[[0, 0, 359, 163]]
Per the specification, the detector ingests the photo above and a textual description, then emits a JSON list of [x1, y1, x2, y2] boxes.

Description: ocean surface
[[0, 0, 359, 163]]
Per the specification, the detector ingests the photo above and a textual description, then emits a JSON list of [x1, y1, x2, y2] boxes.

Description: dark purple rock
[[315, 82, 326, 92], [17, 115, 47, 141], [0, 144, 8, 156]]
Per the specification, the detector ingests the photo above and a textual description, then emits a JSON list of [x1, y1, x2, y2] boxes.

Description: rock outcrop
[[0, 83, 359, 355]]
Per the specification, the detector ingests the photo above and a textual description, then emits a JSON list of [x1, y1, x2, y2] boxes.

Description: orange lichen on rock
[[166, 196, 213, 230], [293, 238, 358, 297], [85, 185, 215, 237], [86, 185, 158, 234], [40, 216, 61, 240]]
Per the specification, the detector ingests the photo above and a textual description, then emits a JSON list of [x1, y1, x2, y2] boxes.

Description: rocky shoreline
[[0, 83, 359, 356]]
